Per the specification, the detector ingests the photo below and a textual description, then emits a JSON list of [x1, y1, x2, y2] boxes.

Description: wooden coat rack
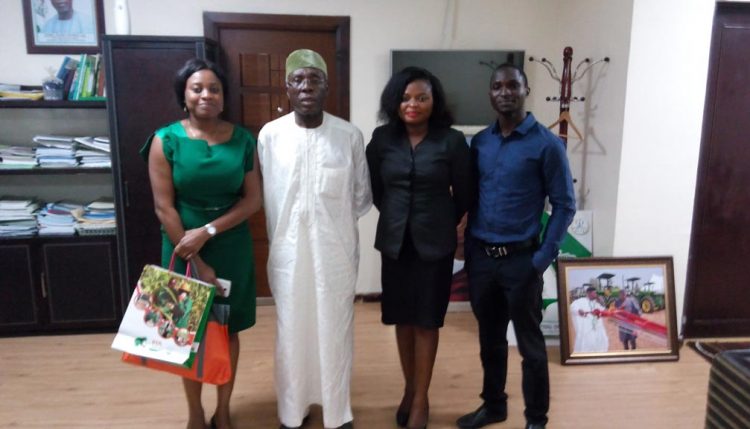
[[529, 47, 609, 148]]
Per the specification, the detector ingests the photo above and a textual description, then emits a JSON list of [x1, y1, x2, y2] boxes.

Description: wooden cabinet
[[0, 102, 121, 335], [42, 238, 119, 328], [102, 36, 217, 308], [0, 243, 38, 330], [0, 236, 120, 335]]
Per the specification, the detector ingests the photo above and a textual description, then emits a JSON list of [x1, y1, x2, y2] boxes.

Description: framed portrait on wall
[[23, 0, 105, 54], [557, 256, 679, 365]]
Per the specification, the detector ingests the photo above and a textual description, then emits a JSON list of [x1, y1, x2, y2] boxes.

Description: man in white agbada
[[569, 286, 609, 353], [257, 49, 372, 429]]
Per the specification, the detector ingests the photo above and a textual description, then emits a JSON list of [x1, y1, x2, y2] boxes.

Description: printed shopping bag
[[121, 303, 232, 385], [111, 262, 216, 367]]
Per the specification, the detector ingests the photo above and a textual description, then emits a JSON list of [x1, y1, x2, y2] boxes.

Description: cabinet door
[[41, 240, 120, 329], [103, 36, 217, 311], [0, 243, 40, 333]]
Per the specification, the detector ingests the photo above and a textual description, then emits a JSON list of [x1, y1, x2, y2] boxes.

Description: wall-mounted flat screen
[[391, 50, 525, 127]]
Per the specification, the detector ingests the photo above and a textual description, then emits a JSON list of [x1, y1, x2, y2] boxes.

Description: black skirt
[[380, 232, 454, 328]]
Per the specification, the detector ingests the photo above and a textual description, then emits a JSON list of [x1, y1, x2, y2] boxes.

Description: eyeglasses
[[287, 75, 326, 89]]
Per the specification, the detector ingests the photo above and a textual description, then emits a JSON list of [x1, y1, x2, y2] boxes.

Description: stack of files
[[86, 198, 115, 212], [75, 136, 110, 153], [72, 198, 116, 235], [36, 201, 82, 236], [74, 136, 111, 167], [0, 84, 43, 100], [0, 145, 37, 168], [0, 197, 40, 238], [34, 136, 77, 168], [0, 89, 44, 101], [32, 135, 75, 147]]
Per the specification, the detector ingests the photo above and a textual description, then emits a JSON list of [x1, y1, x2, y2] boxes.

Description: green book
[[67, 54, 86, 101]]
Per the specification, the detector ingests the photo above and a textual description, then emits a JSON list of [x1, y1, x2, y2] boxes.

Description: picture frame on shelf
[[23, 0, 105, 54], [557, 256, 679, 365]]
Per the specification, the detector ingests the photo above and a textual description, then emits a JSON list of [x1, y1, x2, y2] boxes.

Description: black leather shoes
[[335, 422, 353, 429], [525, 424, 545, 429], [456, 404, 507, 429]]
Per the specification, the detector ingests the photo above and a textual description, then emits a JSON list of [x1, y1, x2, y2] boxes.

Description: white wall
[[3, 0, 638, 295], [551, 0, 633, 256], [615, 0, 715, 333]]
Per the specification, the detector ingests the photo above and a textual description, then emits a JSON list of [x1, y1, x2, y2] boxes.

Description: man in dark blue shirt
[[457, 64, 576, 429]]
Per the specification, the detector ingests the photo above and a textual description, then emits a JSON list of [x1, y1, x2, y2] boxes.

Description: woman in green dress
[[141, 58, 261, 429]]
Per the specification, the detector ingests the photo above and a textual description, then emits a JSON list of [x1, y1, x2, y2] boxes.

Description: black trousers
[[466, 238, 549, 425]]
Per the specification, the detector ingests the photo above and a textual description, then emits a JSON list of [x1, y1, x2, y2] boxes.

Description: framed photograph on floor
[[23, 0, 105, 54], [557, 256, 679, 365]]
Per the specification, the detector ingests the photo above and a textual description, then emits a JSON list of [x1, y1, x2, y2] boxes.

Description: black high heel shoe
[[209, 416, 218, 429], [404, 422, 427, 429], [396, 409, 409, 427], [405, 405, 428, 429]]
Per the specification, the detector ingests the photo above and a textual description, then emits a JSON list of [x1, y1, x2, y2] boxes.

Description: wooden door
[[204, 13, 350, 297], [683, 3, 750, 338]]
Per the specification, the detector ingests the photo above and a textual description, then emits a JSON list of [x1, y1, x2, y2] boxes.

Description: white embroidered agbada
[[258, 112, 372, 428], [569, 297, 609, 353]]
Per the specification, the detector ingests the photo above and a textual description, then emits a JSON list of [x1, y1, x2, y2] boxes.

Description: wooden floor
[[0, 303, 711, 428]]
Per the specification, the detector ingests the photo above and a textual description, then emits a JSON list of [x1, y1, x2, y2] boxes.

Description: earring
[[183, 105, 187, 112]]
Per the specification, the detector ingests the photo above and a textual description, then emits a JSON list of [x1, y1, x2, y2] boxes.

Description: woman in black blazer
[[366, 67, 472, 429]]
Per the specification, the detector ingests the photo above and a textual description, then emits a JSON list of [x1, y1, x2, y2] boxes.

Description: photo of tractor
[[574, 272, 666, 313]]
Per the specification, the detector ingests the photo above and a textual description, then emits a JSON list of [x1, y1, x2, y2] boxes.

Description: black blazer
[[366, 124, 473, 261]]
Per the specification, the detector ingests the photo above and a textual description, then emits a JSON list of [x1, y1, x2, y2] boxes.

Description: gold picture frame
[[557, 257, 679, 365], [23, 0, 105, 54]]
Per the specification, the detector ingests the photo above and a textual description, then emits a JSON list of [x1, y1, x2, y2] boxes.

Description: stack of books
[[36, 201, 81, 236], [0, 145, 37, 168], [74, 136, 111, 167], [0, 198, 39, 238], [58, 54, 106, 101], [14, 134, 113, 169], [72, 198, 116, 235], [33, 135, 77, 168]]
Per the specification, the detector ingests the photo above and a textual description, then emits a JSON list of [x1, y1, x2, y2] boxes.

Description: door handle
[[40, 272, 47, 298], [123, 180, 130, 208]]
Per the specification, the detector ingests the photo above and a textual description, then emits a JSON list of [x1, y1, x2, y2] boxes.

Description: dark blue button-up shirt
[[467, 112, 576, 271]]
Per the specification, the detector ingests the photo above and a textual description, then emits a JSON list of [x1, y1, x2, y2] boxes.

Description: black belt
[[481, 238, 538, 258]]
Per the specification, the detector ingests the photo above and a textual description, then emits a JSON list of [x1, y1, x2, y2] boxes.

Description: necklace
[[185, 120, 226, 144], [185, 121, 216, 142], [185, 122, 202, 140]]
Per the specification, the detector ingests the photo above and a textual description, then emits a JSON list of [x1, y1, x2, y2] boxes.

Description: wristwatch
[[204, 223, 217, 237]]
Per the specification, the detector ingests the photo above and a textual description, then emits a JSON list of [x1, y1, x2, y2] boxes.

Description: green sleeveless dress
[[141, 121, 256, 333]]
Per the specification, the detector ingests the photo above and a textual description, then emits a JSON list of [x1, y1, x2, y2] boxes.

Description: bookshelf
[[0, 101, 121, 336], [0, 35, 218, 337]]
